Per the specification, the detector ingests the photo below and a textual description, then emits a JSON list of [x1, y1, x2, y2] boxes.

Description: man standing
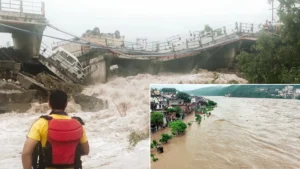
[[22, 90, 89, 169]]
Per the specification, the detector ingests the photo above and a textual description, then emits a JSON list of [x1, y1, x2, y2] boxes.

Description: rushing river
[[0, 72, 246, 169], [151, 97, 300, 169]]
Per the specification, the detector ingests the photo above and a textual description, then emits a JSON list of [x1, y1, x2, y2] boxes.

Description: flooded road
[[151, 97, 300, 169]]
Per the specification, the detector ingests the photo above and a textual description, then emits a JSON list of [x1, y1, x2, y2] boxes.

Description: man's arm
[[80, 128, 89, 155], [81, 141, 89, 155], [22, 119, 42, 169], [22, 138, 38, 169]]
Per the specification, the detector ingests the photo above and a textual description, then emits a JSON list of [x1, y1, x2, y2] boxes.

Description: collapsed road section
[[0, 47, 108, 113]]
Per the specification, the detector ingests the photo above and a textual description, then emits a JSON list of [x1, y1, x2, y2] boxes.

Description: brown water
[[151, 97, 300, 169]]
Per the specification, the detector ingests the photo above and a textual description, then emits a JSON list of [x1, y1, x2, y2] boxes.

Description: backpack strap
[[40, 115, 53, 121], [72, 116, 85, 125]]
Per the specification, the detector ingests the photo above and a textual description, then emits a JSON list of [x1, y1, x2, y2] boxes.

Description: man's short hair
[[49, 90, 68, 110]]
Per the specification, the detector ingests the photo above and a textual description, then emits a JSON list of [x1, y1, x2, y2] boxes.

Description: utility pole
[[269, 0, 277, 22], [272, 0, 274, 22]]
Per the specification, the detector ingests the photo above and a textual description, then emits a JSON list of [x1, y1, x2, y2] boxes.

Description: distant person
[[264, 20, 269, 31], [22, 90, 89, 169]]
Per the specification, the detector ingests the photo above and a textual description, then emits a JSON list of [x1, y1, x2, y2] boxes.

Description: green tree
[[169, 120, 187, 135], [151, 112, 164, 129], [176, 92, 191, 103], [237, 0, 300, 83], [159, 133, 173, 144]]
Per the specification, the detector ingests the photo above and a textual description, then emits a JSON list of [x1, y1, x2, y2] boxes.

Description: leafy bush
[[152, 140, 159, 148], [151, 154, 158, 162], [159, 133, 173, 144], [169, 120, 187, 135], [167, 106, 182, 118], [195, 114, 202, 124], [208, 100, 217, 106], [188, 122, 192, 126]]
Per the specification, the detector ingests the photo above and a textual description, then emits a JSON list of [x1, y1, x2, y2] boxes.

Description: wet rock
[[7, 79, 12, 83], [0, 82, 22, 90], [73, 94, 108, 112], [0, 89, 37, 104], [0, 103, 32, 113], [0, 106, 7, 114], [15, 81, 20, 85]]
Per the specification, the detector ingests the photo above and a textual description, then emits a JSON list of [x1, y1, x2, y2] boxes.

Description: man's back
[[22, 89, 89, 169], [27, 113, 88, 169]]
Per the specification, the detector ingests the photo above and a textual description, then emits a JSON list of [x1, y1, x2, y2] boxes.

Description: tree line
[[237, 0, 300, 83]]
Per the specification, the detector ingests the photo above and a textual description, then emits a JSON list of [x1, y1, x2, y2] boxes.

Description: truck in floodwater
[[49, 47, 88, 81]]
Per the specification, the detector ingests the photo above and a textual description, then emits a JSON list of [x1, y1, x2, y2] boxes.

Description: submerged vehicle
[[48, 47, 88, 81]]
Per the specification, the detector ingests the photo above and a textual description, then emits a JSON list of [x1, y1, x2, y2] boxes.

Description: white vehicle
[[49, 47, 87, 80]]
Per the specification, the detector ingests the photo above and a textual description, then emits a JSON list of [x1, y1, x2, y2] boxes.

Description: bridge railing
[[0, 0, 45, 15]]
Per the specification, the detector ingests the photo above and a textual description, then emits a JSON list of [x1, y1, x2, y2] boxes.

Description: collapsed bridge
[[0, 0, 263, 85]]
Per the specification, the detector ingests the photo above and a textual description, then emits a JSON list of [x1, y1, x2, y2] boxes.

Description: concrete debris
[[0, 89, 37, 104], [17, 73, 48, 90], [0, 81, 22, 90], [35, 72, 83, 94]]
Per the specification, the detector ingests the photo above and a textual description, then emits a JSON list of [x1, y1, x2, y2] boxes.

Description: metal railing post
[[186, 39, 189, 49], [20, 0, 23, 14], [223, 26, 227, 36], [42, 1, 45, 16], [156, 43, 159, 52], [240, 23, 242, 33], [172, 43, 175, 52], [198, 35, 202, 47]]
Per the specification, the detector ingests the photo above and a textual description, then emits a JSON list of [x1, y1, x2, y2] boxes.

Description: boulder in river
[[73, 93, 108, 112]]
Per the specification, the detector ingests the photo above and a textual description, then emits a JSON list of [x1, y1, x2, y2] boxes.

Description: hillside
[[187, 85, 300, 98]]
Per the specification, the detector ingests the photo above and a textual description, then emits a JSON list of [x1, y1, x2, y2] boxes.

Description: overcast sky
[[150, 84, 230, 91], [0, 0, 279, 46]]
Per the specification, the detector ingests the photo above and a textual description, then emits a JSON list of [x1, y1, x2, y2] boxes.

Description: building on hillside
[[197, 100, 208, 108], [191, 96, 205, 103], [169, 98, 184, 106], [161, 91, 177, 99], [150, 95, 168, 111], [178, 103, 194, 115]]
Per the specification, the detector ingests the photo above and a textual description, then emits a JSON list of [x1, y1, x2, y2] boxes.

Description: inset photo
[[150, 84, 300, 169]]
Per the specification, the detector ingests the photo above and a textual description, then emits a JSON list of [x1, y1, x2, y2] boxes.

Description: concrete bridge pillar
[[12, 25, 45, 59], [224, 46, 236, 68]]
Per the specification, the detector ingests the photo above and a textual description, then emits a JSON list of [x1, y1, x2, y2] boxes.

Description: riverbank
[[150, 104, 214, 162], [151, 96, 300, 169]]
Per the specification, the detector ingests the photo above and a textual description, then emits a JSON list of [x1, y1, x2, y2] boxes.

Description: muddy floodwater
[[151, 97, 300, 169]]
